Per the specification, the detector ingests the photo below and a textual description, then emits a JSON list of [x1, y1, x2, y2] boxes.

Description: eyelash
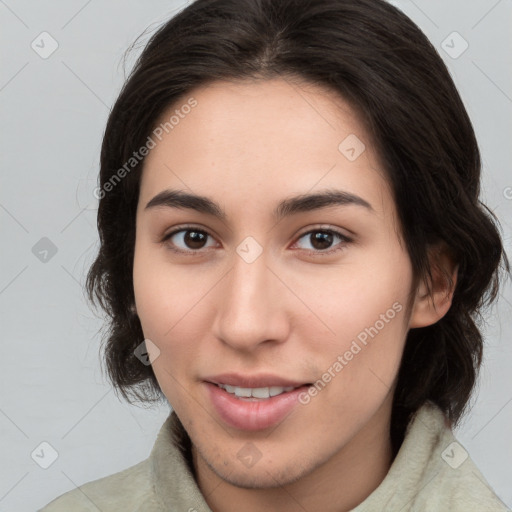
[[160, 224, 353, 257]]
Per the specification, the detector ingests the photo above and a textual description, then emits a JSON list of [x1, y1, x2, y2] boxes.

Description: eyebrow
[[144, 188, 374, 221]]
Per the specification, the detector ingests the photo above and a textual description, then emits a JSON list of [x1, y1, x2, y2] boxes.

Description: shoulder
[[410, 403, 510, 511], [38, 458, 161, 512], [415, 442, 510, 511], [357, 402, 510, 511]]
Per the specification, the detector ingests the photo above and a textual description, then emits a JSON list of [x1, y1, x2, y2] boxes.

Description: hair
[[86, 0, 509, 456]]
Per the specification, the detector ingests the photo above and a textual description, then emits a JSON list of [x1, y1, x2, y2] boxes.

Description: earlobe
[[408, 244, 458, 329]]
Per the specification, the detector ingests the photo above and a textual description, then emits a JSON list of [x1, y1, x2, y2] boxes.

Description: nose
[[212, 247, 290, 353]]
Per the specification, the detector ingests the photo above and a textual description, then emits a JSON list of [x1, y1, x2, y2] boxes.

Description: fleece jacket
[[39, 401, 511, 511]]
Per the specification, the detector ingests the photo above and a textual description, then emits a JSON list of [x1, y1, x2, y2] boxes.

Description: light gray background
[[1, 1, 511, 510]]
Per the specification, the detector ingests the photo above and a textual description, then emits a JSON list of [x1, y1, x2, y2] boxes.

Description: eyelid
[[294, 224, 352, 241]]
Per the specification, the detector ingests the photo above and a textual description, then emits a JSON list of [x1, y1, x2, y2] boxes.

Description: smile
[[204, 378, 312, 431], [216, 383, 297, 399]]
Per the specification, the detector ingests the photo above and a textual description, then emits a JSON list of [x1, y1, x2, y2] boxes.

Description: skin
[[132, 77, 457, 512]]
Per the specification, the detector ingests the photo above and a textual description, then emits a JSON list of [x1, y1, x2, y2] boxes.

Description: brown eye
[[309, 231, 334, 250], [162, 227, 216, 253], [161, 225, 352, 256], [294, 228, 352, 255]]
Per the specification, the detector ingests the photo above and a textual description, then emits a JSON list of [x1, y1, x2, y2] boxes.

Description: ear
[[408, 243, 458, 329]]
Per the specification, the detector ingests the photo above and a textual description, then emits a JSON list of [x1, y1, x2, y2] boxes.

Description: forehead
[[139, 77, 391, 218], [151, 77, 369, 150]]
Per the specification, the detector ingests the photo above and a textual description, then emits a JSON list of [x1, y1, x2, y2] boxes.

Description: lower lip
[[205, 382, 310, 431]]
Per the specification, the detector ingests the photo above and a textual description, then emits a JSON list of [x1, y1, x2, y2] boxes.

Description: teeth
[[252, 387, 270, 398], [269, 386, 288, 397], [218, 384, 295, 398], [235, 387, 252, 398]]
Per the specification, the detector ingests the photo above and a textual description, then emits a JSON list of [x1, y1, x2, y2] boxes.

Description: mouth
[[203, 373, 313, 430], [208, 382, 309, 401], [204, 373, 312, 400]]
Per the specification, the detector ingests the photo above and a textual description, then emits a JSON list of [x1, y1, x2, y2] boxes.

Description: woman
[[40, 0, 510, 510]]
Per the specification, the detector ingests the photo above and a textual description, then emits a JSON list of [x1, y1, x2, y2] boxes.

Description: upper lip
[[204, 373, 310, 388]]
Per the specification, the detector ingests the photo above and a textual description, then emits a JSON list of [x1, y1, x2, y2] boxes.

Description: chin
[[206, 454, 312, 489]]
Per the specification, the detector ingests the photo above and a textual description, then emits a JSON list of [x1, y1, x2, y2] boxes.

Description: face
[[133, 77, 416, 489]]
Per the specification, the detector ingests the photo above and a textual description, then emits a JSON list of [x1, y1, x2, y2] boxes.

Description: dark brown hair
[[86, 0, 509, 454]]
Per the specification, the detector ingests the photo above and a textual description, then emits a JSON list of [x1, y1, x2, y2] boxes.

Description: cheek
[[292, 250, 411, 398], [133, 254, 198, 409], [134, 239, 190, 331], [133, 244, 180, 359], [294, 251, 411, 344], [133, 243, 215, 372]]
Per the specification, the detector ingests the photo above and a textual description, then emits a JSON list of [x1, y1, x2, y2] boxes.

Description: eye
[[161, 225, 353, 256], [161, 226, 217, 254], [292, 227, 352, 256]]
